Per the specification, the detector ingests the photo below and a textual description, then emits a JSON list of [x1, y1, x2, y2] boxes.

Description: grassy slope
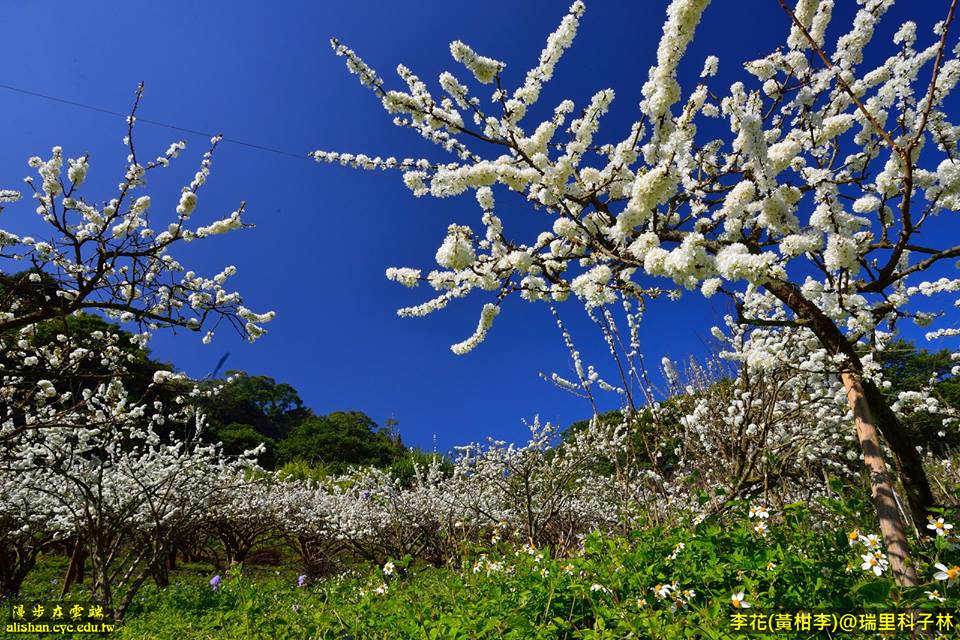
[[12, 501, 959, 639]]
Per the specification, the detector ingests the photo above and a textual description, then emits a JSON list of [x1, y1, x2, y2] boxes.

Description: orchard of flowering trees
[[1, 0, 960, 634]]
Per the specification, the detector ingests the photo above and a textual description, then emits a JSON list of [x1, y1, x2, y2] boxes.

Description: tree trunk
[[860, 379, 936, 530], [90, 555, 113, 619], [842, 371, 918, 587], [0, 548, 36, 598], [151, 560, 170, 588], [60, 539, 86, 599]]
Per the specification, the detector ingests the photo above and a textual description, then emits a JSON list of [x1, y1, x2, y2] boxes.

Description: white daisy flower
[[927, 517, 955, 537], [748, 505, 770, 519], [859, 534, 881, 550], [731, 592, 752, 608], [860, 552, 888, 577], [933, 562, 959, 583]]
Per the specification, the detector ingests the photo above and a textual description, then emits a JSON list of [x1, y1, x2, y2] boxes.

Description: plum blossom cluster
[[317, 0, 960, 361], [268, 417, 648, 574], [625, 290, 862, 516], [212, 411, 818, 581]]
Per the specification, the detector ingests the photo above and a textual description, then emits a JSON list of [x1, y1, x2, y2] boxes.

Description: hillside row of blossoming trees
[[311, 0, 960, 586], [1, 0, 960, 624]]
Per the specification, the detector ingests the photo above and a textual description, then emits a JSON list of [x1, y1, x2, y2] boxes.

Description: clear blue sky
[[0, 1, 952, 453]]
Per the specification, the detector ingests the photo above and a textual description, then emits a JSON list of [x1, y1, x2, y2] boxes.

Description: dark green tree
[[874, 339, 960, 454], [214, 422, 278, 468], [278, 411, 405, 471], [197, 374, 310, 459]]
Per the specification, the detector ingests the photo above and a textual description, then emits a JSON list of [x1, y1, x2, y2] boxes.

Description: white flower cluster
[[668, 291, 860, 511], [0, 91, 277, 617], [261, 416, 678, 572], [4, 110, 273, 344], [449, 41, 503, 85], [314, 0, 960, 373]]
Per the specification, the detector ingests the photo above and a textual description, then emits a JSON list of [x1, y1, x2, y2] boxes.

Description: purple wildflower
[[210, 574, 221, 590], [297, 574, 307, 588]]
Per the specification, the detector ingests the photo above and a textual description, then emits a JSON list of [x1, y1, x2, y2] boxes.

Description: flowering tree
[[204, 474, 281, 568], [270, 418, 642, 571], [275, 480, 343, 578], [315, 0, 960, 586], [673, 291, 859, 510], [0, 468, 61, 597], [0, 87, 276, 617], [0, 85, 275, 450], [447, 418, 629, 551]]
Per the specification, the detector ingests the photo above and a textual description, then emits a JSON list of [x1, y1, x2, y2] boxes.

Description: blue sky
[[1, 1, 953, 453]]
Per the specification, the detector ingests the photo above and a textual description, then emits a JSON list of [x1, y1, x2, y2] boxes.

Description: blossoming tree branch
[[0, 83, 274, 344], [313, 0, 960, 586]]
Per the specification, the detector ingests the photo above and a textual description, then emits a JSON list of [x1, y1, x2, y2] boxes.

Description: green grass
[[10, 501, 959, 639]]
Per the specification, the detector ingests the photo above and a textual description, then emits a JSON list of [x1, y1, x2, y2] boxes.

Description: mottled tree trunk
[[860, 378, 936, 530], [90, 554, 113, 620], [842, 371, 918, 587]]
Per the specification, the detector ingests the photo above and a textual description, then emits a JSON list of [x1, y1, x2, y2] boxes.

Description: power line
[[0, 82, 310, 161]]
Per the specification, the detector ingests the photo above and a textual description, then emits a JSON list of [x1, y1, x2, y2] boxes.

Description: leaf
[[852, 579, 893, 606]]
